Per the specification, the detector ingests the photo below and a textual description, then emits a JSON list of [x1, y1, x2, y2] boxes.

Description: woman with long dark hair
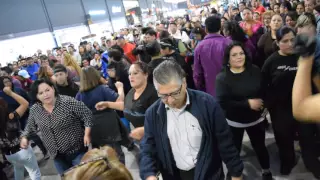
[[0, 76, 48, 159], [216, 42, 272, 180], [261, 26, 298, 175], [222, 21, 256, 60], [0, 86, 41, 180], [285, 11, 298, 29]]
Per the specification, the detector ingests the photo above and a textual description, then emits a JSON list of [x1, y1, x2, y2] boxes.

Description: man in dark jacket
[[53, 65, 79, 97], [140, 60, 243, 180]]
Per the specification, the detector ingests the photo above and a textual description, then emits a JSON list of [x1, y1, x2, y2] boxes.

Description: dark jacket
[[140, 89, 243, 180]]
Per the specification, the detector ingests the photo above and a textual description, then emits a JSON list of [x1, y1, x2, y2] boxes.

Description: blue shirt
[[101, 51, 109, 78], [75, 85, 118, 110], [23, 63, 39, 81]]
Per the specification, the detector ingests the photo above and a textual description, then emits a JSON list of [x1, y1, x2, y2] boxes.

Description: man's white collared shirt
[[166, 92, 202, 171]]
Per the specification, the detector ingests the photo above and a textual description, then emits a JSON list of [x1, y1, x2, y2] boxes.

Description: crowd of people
[[0, 0, 320, 179]]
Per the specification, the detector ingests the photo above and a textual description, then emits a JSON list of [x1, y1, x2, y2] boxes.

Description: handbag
[[6, 111, 21, 141]]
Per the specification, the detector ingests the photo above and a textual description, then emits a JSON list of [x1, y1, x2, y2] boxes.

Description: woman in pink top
[[240, 8, 263, 45]]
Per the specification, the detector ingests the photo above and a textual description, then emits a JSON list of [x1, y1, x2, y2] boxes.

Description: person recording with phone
[[292, 13, 320, 179], [293, 13, 320, 122]]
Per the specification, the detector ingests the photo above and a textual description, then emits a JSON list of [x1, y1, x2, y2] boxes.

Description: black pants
[[269, 105, 296, 169], [179, 168, 195, 180], [299, 123, 320, 177], [0, 161, 8, 180], [229, 121, 270, 169], [29, 133, 47, 155]]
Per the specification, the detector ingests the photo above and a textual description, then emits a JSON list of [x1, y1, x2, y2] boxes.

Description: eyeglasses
[[62, 157, 111, 177], [157, 84, 182, 100]]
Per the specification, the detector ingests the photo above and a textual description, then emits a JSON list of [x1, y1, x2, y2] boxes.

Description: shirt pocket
[[187, 123, 202, 149]]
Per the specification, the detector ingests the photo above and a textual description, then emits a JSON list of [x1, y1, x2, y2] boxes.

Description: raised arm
[[95, 83, 125, 111], [3, 87, 29, 118], [292, 55, 320, 122]]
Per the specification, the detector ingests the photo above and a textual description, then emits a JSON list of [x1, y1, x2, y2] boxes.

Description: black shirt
[[261, 51, 298, 107], [56, 82, 79, 98], [257, 32, 277, 67], [124, 83, 158, 127], [216, 65, 263, 124]]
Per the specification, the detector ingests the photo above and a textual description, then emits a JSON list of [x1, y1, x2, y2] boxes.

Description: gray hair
[[153, 60, 186, 85]]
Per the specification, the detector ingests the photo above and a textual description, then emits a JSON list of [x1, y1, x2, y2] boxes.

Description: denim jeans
[[5, 146, 41, 180], [53, 150, 85, 175]]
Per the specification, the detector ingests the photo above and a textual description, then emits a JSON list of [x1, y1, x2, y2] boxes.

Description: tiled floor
[[2, 130, 319, 180]]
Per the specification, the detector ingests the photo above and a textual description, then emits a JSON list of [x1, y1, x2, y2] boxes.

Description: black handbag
[[6, 111, 21, 141], [91, 109, 125, 147]]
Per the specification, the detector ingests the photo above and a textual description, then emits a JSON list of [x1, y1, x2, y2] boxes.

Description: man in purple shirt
[[193, 16, 232, 97]]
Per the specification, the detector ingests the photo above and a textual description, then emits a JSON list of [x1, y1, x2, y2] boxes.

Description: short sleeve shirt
[[76, 85, 118, 110], [124, 83, 158, 127]]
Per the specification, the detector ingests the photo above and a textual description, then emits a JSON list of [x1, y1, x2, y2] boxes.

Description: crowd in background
[[0, 0, 320, 179]]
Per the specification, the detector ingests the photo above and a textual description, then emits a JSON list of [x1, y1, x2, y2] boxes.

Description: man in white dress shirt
[[140, 60, 243, 180]]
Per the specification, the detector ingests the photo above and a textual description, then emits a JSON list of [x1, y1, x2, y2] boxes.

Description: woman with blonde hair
[[63, 53, 82, 82], [262, 11, 275, 33], [62, 146, 133, 180]]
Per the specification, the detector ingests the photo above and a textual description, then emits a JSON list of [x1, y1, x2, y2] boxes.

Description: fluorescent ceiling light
[[88, 10, 106, 15], [163, 0, 187, 3]]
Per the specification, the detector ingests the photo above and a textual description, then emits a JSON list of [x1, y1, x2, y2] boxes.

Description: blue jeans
[[53, 150, 85, 175], [5, 146, 41, 180]]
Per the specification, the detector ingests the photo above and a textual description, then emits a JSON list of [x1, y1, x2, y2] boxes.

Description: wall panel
[[0, 0, 49, 36], [44, 0, 86, 29]]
